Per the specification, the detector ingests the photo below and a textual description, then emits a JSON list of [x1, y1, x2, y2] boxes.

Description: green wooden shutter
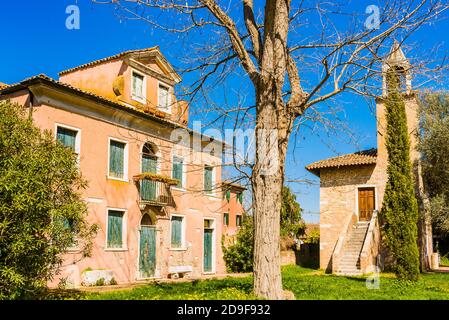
[[57, 127, 77, 151], [236, 215, 242, 227], [203, 229, 213, 272], [107, 210, 123, 248], [142, 155, 157, 173], [171, 216, 183, 248], [238, 192, 243, 204], [139, 226, 156, 278], [204, 166, 212, 193], [172, 158, 183, 188], [223, 213, 229, 226], [141, 155, 157, 200], [109, 140, 125, 179], [225, 190, 231, 202]]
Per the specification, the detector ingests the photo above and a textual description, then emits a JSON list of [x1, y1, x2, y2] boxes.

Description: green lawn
[[46, 265, 449, 300]]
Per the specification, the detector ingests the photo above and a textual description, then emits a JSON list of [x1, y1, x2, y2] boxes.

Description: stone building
[[0, 47, 242, 287], [305, 43, 433, 275]]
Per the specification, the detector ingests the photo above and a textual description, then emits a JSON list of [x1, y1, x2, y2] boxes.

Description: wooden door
[[203, 229, 213, 272], [139, 226, 156, 278], [358, 188, 375, 221]]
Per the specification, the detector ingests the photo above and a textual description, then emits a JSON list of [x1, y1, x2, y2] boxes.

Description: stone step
[[341, 256, 361, 261], [336, 268, 361, 272], [338, 260, 360, 267], [336, 271, 363, 276], [339, 263, 360, 267], [345, 247, 363, 251]]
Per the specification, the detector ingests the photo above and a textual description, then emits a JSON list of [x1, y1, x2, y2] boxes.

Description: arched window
[[141, 142, 158, 174], [140, 213, 154, 226]]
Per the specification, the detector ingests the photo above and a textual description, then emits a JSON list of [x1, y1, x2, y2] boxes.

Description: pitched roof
[[58, 47, 157, 75], [0, 74, 227, 146], [222, 181, 247, 191], [58, 47, 182, 83], [0, 74, 185, 129], [306, 148, 377, 176]]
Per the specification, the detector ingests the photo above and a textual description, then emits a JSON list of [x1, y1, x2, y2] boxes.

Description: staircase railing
[[360, 210, 380, 273], [332, 213, 357, 273]]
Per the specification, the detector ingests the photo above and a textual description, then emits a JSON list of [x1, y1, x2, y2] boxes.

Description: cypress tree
[[381, 69, 420, 281]]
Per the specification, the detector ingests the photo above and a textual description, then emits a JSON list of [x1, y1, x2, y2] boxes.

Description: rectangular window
[[171, 216, 184, 249], [172, 156, 184, 189], [132, 72, 145, 102], [107, 210, 124, 249], [56, 126, 78, 152], [223, 213, 229, 226], [237, 192, 243, 204], [109, 139, 126, 179], [158, 84, 170, 112], [204, 165, 213, 194], [236, 215, 242, 227]]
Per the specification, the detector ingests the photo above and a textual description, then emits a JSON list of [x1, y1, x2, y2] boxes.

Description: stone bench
[[168, 266, 193, 279]]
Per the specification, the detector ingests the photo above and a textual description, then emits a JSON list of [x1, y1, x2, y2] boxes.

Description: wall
[[60, 57, 186, 125], [319, 93, 420, 272], [222, 189, 245, 237], [4, 89, 226, 287], [319, 164, 386, 272]]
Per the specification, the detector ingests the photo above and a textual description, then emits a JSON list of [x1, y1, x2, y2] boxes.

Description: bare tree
[[94, 0, 448, 299]]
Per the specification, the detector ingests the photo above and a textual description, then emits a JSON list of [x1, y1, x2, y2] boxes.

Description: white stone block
[[81, 270, 114, 286]]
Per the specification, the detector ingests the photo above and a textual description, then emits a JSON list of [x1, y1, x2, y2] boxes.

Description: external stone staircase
[[336, 221, 369, 276]]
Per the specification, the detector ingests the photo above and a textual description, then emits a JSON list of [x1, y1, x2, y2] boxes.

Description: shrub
[[223, 217, 254, 273], [95, 278, 105, 286], [304, 230, 320, 244], [0, 101, 98, 299]]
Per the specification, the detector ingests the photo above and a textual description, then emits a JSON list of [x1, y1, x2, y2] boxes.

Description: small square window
[[204, 219, 213, 229]]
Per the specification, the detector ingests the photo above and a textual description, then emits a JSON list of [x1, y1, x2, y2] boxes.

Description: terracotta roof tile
[[58, 47, 159, 76], [0, 74, 185, 129], [306, 148, 377, 175]]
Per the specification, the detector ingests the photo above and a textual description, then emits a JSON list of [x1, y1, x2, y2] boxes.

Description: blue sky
[[1, 1, 448, 223]]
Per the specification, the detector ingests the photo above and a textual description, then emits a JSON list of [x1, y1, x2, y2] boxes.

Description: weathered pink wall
[[4, 89, 227, 287]]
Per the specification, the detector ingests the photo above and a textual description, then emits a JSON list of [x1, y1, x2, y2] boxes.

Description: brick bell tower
[[376, 41, 434, 270], [376, 41, 420, 168]]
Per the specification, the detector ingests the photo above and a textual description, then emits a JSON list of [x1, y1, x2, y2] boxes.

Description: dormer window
[[131, 71, 146, 104], [158, 83, 171, 113]]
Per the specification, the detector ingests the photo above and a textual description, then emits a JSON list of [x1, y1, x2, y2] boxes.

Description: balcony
[[133, 173, 178, 207]]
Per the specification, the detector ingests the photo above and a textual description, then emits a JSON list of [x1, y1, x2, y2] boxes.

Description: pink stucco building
[[0, 47, 244, 287]]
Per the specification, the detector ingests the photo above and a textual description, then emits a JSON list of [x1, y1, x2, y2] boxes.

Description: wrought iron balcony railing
[[133, 173, 178, 207]]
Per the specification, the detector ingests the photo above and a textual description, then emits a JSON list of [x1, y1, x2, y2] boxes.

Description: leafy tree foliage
[[223, 186, 304, 272], [0, 101, 97, 299], [381, 71, 420, 281], [418, 94, 449, 237], [281, 186, 306, 239], [223, 216, 254, 273]]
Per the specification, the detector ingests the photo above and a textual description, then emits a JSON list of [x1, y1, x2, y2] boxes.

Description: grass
[[44, 266, 449, 300], [440, 254, 449, 266]]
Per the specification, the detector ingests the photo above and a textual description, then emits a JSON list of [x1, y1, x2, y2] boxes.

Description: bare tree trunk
[[252, 81, 290, 299]]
